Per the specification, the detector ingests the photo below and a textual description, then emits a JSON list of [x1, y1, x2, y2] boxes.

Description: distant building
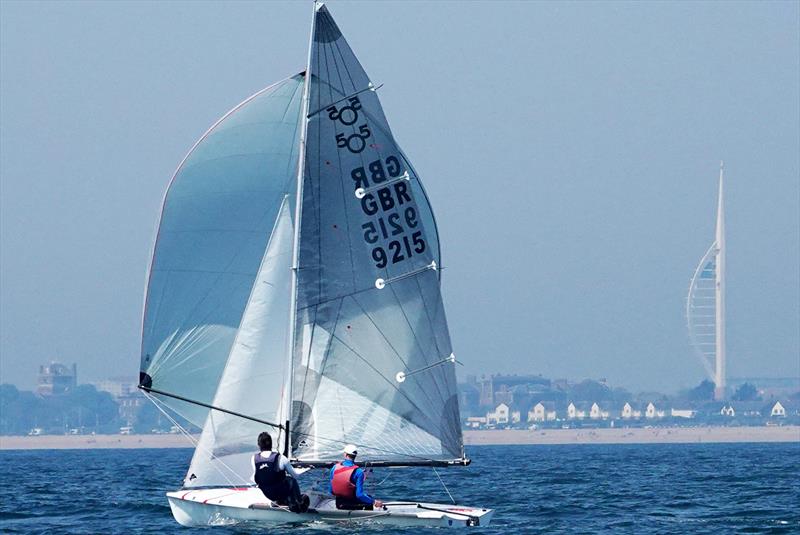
[[91, 377, 136, 399], [37, 362, 77, 396], [458, 382, 481, 416], [589, 403, 610, 420], [478, 374, 551, 408], [670, 408, 696, 419], [486, 403, 510, 425], [621, 402, 642, 419], [567, 402, 591, 420], [699, 401, 738, 418], [645, 402, 664, 419], [493, 384, 514, 406], [768, 401, 786, 418], [118, 392, 147, 426], [529, 402, 557, 422]]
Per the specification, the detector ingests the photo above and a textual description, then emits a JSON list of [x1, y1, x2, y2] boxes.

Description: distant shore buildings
[[90, 377, 135, 398], [473, 399, 798, 429], [89, 376, 145, 425], [460, 373, 800, 430], [36, 362, 77, 396]]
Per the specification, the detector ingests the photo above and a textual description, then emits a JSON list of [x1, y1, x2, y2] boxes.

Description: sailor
[[329, 444, 384, 510], [252, 431, 309, 513]]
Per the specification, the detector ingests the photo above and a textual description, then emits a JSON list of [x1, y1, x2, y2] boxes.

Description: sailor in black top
[[252, 432, 309, 513]]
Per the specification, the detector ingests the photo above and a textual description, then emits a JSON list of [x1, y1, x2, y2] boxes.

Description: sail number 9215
[[370, 232, 426, 269], [362, 206, 426, 268]]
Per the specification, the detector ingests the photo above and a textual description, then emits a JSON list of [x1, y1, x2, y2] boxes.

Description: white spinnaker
[[185, 198, 294, 488], [139, 75, 304, 427]]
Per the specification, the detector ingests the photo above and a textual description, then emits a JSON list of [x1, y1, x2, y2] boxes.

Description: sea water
[[1, 443, 798, 534]]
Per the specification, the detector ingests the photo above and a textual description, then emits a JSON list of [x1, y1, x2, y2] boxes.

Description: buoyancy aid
[[331, 462, 358, 499], [254, 452, 286, 492]]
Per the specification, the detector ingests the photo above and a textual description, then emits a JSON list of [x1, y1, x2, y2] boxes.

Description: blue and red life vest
[[330, 462, 359, 499]]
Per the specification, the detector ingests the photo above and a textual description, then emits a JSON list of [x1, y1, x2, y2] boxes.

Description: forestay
[[140, 76, 304, 427], [290, 5, 463, 464]]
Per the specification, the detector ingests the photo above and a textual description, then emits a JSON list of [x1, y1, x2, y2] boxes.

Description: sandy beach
[[463, 425, 800, 445], [1, 426, 797, 450], [0, 433, 198, 450]]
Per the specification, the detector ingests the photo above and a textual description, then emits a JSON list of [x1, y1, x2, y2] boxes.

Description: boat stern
[[166, 491, 201, 527]]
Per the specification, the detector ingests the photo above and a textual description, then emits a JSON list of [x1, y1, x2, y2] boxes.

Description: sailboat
[[138, 2, 493, 528]]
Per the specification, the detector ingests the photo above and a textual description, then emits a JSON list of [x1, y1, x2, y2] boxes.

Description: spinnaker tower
[[686, 163, 726, 400]]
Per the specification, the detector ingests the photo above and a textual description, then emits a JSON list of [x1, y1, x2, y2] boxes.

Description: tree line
[[0, 384, 186, 435]]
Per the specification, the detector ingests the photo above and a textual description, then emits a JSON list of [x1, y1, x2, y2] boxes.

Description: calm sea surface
[[2, 443, 798, 534]]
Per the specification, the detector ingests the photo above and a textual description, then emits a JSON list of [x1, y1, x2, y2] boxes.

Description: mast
[[714, 162, 726, 400], [283, 1, 317, 457]]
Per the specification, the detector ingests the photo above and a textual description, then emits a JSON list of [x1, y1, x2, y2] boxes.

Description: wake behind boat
[[138, 2, 492, 528]]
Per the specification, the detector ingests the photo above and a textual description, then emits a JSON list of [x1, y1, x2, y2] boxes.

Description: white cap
[[343, 444, 358, 456]]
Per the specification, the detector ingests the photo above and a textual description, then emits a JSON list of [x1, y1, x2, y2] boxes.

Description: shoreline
[[1, 426, 798, 450], [464, 425, 800, 445]]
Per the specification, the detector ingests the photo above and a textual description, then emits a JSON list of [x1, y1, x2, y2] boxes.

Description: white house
[[720, 405, 735, 417], [487, 403, 509, 425], [528, 402, 557, 422], [645, 402, 665, 419], [770, 401, 786, 417], [670, 408, 696, 419], [567, 402, 588, 420], [621, 402, 642, 419], [589, 403, 610, 420]]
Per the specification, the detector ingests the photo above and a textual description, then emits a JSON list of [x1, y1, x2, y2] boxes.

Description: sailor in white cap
[[329, 444, 384, 510]]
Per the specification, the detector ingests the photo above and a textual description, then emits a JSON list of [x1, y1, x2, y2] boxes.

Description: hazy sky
[[1, 1, 798, 392]]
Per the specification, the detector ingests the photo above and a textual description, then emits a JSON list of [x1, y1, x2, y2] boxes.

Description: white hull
[[167, 487, 493, 528]]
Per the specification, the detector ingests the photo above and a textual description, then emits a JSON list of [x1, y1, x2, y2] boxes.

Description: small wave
[[108, 502, 174, 515], [0, 511, 45, 520]]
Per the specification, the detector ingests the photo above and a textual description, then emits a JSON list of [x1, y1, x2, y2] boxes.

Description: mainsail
[[140, 76, 304, 427], [289, 5, 462, 464]]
